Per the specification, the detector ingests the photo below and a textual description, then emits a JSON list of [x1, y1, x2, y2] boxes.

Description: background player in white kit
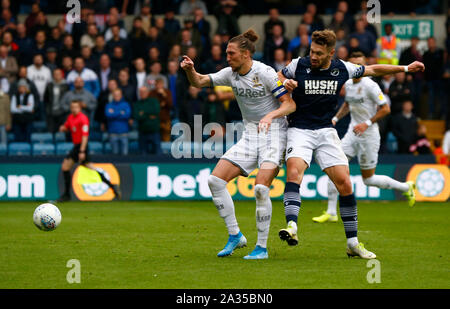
[[312, 51, 416, 224], [180, 29, 296, 259]]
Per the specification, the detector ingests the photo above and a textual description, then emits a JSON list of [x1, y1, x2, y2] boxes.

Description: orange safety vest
[[381, 35, 397, 50]]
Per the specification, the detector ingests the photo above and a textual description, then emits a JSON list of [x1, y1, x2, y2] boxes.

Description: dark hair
[[311, 29, 336, 50], [229, 29, 259, 55], [349, 51, 365, 59]]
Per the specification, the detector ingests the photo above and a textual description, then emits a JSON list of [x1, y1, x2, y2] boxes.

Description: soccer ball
[[33, 203, 62, 231]]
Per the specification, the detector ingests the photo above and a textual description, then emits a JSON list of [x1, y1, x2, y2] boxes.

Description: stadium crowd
[[0, 0, 448, 162]]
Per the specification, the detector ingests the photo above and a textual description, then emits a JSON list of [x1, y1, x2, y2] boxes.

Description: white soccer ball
[[33, 203, 62, 231]]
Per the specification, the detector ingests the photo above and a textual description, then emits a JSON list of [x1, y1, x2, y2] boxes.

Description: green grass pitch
[[0, 200, 449, 289]]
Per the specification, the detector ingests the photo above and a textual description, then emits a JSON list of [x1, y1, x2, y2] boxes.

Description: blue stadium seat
[[103, 142, 112, 154], [161, 142, 171, 154], [0, 144, 6, 155], [90, 131, 103, 141], [32, 143, 55, 156], [32, 121, 48, 132], [56, 142, 73, 155], [387, 132, 398, 153], [102, 132, 109, 142], [128, 131, 139, 141], [8, 142, 31, 156], [88, 141, 103, 154], [54, 132, 67, 143], [129, 141, 139, 154], [31, 132, 53, 144]]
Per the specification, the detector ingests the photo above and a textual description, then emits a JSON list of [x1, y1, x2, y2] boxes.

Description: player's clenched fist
[[407, 61, 425, 73], [180, 55, 194, 70], [283, 79, 298, 92]]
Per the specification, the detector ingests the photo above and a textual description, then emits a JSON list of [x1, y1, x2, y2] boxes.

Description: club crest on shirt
[[331, 68, 339, 76], [252, 75, 262, 87], [306, 68, 311, 74]]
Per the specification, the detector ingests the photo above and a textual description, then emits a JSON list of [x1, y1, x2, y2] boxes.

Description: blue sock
[[284, 182, 301, 223], [339, 193, 358, 239]]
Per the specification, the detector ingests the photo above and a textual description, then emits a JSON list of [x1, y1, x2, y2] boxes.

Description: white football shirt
[[208, 60, 288, 125]]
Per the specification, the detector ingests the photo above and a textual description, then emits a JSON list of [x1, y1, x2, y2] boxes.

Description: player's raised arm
[[363, 61, 425, 77], [259, 94, 296, 133], [180, 55, 211, 88]]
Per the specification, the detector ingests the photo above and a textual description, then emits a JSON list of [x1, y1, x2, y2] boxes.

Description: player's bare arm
[[277, 71, 298, 92], [259, 94, 296, 133], [363, 61, 425, 77], [79, 135, 88, 162], [180, 55, 211, 88], [332, 102, 350, 126], [353, 103, 390, 136]]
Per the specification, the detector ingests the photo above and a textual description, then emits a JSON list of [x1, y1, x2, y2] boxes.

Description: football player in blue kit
[[277, 30, 424, 259]]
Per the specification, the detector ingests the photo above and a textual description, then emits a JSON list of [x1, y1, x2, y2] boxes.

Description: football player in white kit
[[180, 29, 296, 259], [312, 51, 416, 224]]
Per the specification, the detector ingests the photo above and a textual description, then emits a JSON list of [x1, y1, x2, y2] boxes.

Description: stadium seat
[[103, 142, 112, 154], [161, 142, 172, 154], [90, 131, 103, 142], [102, 132, 109, 142], [56, 142, 73, 155], [8, 142, 31, 156], [32, 143, 55, 156], [387, 132, 398, 153], [7, 133, 14, 143], [88, 142, 103, 154], [30, 132, 53, 144], [128, 131, 139, 141], [54, 132, 67, 143], [129, 141, 139, 154], [0, 144, 6, 155], [32, 121, 48, 132]]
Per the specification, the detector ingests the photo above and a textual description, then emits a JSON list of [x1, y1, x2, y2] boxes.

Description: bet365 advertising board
[[0, 163, 448, 202]]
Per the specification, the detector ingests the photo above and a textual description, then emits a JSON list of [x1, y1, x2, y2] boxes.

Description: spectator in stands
[[146, 61, 168, 90], [147, 46, 163, 68], [139, 3, 155, 34], [263, 8, 286, 38], [168, 44, 182, 63], [2, 31, 19, 59], [213, 0, 243, 38], [110, 46, 129, 72], [185, 85, 205, 129], [179, 0, 208, 16], [443, 125, 450, 158], [423, 37, 445, 119], [96, 79, 119, 131], [149, 78, 173, 142], [9, 66, 40, 115], [263, 24, 289, 64], [289, 34, 310, 60], [399, 36, 424, 110], [433, 140, 449, 165], [66, 57, 101, 98], [178, 27, 202, 57], [328, 10, 350, 37], [32, 11, 50, 38], [134, 86, 161, 154], [106, 24, 131, 61], [118, 68, 136, 103], [349, 18, 376, 57], [155, 17, 173, 47], [336, 1, 353, 29], [0, 89, 11, 145], [80, 23, 98, 49], [104, 9, 127, 41], [409, 124, 431, 154], [27, 54, 52, 107], [193, 7, 211, 60], [0, 8, 16, 31], [0, 44, 18, 93], [45, 47, 59, 73], [44, 68, 69, 133], [60, 77, 97, 120], [92, 35, 107, 63], [59, 34, 79, 61], [305, 3, 325, 32], [105, 88, 131, 155], [388, 72, 413, 115], [129, 17, 149, 61], [10, 79, 34, 142], [270, 48, 288, 72], [95, 54, 117, 93], [287, 24, 310, 60], [25, 3, 41, 36], [391, 100, 418, 154], [32, 30, 47, 59], [200, 44, 227, 74], [163, 8, 181, 44], [131, 58, 148, 100], [80, 45, 96, 71], [14, 23, 33, 66], [167, 59, 189, 124]]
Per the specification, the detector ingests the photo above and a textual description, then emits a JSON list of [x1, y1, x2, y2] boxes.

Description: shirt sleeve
[[208, 67, 232, 87], [81, 116, 89, 136], [281, 57, 300, 79], [367, 80, 387, 106], [261, 66, 288, 99], [342, 60, 365, 79]]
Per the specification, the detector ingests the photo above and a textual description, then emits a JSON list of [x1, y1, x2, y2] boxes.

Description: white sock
[[327, 178, 338, 216], [347, 237, 359, 248], [208, 175, 239, 235], [363, 175, 409, 192], [254, 184, 272, 248]]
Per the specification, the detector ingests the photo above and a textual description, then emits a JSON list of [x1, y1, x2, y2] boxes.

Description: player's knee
[[334, 177, 352, 194], [286, 169, 300, 183], [254, 184, 269, 201], [208, 175, 226, 193]]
